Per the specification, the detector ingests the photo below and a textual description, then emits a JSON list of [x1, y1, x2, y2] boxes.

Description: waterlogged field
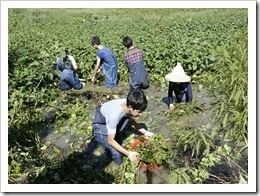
[[8, 8, 248, 184]]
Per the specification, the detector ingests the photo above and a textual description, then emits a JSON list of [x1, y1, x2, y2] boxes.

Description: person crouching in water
[[165, 62, 193, 109], [88, 89, 154, 169], [55, 49, 84, 91]]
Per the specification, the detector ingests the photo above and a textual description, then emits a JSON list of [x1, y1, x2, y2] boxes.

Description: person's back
[[123, 36, 149, 91], [56, 56, 73, 72]]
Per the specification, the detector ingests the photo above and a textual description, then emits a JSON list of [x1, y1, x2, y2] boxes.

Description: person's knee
[[60, 82, 70, 91], [73, 82, 83, 90], [112, 152, 123, 165], [86, 138, 99, 152]]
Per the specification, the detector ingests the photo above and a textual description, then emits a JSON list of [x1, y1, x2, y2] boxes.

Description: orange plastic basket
[[130, 136, 148, 150]]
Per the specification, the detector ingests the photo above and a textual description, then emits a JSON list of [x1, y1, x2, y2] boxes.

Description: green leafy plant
[[7, 8, 248, 184], [168, 167, 193, 184], [134, 134, 173, 165]]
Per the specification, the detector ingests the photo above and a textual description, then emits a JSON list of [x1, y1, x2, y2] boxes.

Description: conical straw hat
[[165, 62, 191, 82]]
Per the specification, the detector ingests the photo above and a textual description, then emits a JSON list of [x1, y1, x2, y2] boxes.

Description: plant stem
[[208, 173, 228, 183]]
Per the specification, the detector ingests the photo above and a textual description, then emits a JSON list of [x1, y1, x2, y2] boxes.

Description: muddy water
[[82, 82, 215, 184], [80, 82, 215, 132], [40, 82, 215, 184]]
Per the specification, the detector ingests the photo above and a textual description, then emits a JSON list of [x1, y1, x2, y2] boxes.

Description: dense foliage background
[[8, 8, 248, 185]]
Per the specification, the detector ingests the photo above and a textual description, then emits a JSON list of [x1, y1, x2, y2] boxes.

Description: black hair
[[123, 36, 133, 49], [62, 48, 70, 62], [126, 89, 147, 111], [91, 36, 101, 46], [65, 48, 70, 56]]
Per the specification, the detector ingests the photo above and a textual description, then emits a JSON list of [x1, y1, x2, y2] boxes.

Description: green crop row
[[7, 8, 248, 185], [9, 8, 247, 84]]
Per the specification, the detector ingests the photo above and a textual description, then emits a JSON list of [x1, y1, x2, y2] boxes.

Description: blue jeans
[[101, 64, 118, 88], [90, 106, 128, 165], [93, 133, 123, 165], [60, 68, 82, 91], [129, 61, 149, 90]]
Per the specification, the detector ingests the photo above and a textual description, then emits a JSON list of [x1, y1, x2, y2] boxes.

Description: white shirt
[[100, 99, 129, 136]]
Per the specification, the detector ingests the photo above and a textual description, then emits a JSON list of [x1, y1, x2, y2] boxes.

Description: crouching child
[[165, 62, 193, 108], [88, 89, 154, 168]]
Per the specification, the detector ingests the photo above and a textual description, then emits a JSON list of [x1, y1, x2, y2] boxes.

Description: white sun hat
[[165, 62, 191, 82]]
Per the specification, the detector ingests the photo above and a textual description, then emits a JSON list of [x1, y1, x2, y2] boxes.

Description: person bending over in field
[[91, 36, 118, 88], [165, 62, 193, 109], [55, 49, 84, 91], [87, 89, 154, 169], [123, 36, 149, 91]]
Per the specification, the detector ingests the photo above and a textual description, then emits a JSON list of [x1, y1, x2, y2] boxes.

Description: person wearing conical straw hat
[[165, 62, 193, 108]]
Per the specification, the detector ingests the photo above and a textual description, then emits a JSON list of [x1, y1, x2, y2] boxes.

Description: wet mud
[[40, 82, 216, 184]]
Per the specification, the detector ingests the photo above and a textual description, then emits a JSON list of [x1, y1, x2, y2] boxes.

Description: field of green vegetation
[[8, 8, 248, 185]]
